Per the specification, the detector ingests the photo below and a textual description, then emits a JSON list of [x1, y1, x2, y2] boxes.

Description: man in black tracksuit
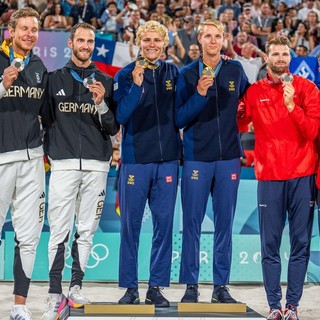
[[42, 22, 119, 320], [0, 8, 47, 320]]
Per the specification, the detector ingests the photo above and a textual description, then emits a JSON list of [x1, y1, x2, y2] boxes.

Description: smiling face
[[139, 31, 165, 63], [68, 27, 95, 67], [9, 16, 39, 56]]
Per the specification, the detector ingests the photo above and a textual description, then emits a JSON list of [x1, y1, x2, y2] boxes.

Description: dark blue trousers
[[118, 161, 179, 288], [258, 176, 315, 309], [179, 159, 241, 285]]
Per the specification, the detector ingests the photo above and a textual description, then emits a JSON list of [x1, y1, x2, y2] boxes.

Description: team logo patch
[[231, 173, 237, 180], [95, 200, 104, 220], [35, 72, 41, 83], [166, 176, 173, 183], [191, 170, 199, 180], [165, 80, 173, 91], [114, 82, 118, 91], [229, 81, 235, 92], [127, 175, 135, 185]]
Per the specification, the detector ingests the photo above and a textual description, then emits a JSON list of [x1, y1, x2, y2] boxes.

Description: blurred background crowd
[[0, 0, 319, 67]]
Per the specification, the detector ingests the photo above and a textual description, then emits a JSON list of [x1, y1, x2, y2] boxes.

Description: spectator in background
[[250, 0, 262, 20], [175, 19, 249, 304], [275, 1, 288, 20], [295, 44, 309, 56], [282, 13, 295, 38], [114, 20, 181, 307], [98, 1, 120, 33], [178, 15, 198, 55], [306, 10, 320, 45], [89, 0, 105, 17], [43, 3, 68, 29], [0, 0, 18, 26], [227, 34, 266, 83], [242, 3, 253, 21], [0, 7, 48, 319], [69, 0, 97, 27], [61, 0, 75, 25], [291, 21, 315, 51], [217, 0, 240, 20], [239, 20, 258, 47], [23, 0, 38, 12], [0, 0, 8, 17], [182, 43, 200, 65], [239, 35, 320, 320], [297, 0, 320, 22], [267, 18, 285, 41], [251, 2, 274, 49], [287, 7, 301, 32], [232, 31, 256, 57]]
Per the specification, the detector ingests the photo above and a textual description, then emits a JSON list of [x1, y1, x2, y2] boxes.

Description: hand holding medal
[[132, 57, 146, 87]]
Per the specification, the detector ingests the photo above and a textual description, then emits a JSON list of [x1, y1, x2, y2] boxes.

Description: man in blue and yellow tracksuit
[[175, 19, 250, 303], [113, 20, 181, 307]]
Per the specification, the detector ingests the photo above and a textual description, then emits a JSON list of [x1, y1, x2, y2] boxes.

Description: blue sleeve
[[175, 71, 208, 128], [113, 69, 143, 125]]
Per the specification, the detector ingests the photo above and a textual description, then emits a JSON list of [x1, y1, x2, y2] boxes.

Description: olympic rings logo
[[65, 243, 109, 269]]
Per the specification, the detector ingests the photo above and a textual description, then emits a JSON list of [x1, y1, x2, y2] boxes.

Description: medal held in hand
[[11, 58, 25, 72], [202, 66, 215, 79], [280, 73, 293, 83], [136, 57, 149, 69], [83, 76, 96, 88]]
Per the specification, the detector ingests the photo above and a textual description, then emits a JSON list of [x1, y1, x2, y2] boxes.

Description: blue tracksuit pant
[[179, 159, 241, 285], [258, 176, 315, 309], [118, 161, 179, 288]]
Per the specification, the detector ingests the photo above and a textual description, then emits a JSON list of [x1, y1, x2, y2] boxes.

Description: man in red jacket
[[240, 36, 320, 320]]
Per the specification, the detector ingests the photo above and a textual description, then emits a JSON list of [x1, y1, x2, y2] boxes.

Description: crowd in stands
[[0, 0, 319, 61]]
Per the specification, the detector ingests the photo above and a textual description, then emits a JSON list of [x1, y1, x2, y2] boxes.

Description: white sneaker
[[10, 305, 32, 320], [68, 285, 90, 308], [41, 294, 68, 320]]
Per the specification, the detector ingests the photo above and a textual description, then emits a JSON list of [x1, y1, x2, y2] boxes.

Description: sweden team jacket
[[175, 59, 250, 162], [113, 60, 181, 164]]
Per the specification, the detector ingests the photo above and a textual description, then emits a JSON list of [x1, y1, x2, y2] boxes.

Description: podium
[[67, 302, 266, 319]]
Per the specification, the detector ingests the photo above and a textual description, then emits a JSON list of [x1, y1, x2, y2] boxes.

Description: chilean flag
[[92, 37, 139, 78]]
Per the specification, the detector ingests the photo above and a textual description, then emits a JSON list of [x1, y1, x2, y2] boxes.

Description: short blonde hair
[[135, 20, 169, 48], [8, 7, 40, 29], [197, 19, 225, 37]]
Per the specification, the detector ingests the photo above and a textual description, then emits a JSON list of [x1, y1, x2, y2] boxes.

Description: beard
[[73, 49, 93, 63], [268, 62, 288, 75]]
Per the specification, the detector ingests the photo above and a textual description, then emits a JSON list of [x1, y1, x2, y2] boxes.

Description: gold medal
[[280, 73, 293, 83], [11, 58, 25, 72], [135, 57, 149, 69], [202, 66, 215, 79]]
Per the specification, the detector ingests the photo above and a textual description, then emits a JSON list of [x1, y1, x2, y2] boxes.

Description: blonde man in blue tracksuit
[[113, 20, 181, 307], [175, 19, 250, 303]]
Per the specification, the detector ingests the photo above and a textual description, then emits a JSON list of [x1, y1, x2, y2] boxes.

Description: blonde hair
[[265, 36, 291, 55], [197, 19, 225, 37], [8, 7, 40, 29], [135, 20, 169, 47]]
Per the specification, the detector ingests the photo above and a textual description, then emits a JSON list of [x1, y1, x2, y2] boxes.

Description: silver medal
[[280, 73, 293, 83], [83, 77, 96, 88], [11, 58, 25, 72]]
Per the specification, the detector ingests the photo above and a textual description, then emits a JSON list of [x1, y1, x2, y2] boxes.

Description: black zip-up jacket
[[0, 50, 47, 164], [44, 60, 119, 171]]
